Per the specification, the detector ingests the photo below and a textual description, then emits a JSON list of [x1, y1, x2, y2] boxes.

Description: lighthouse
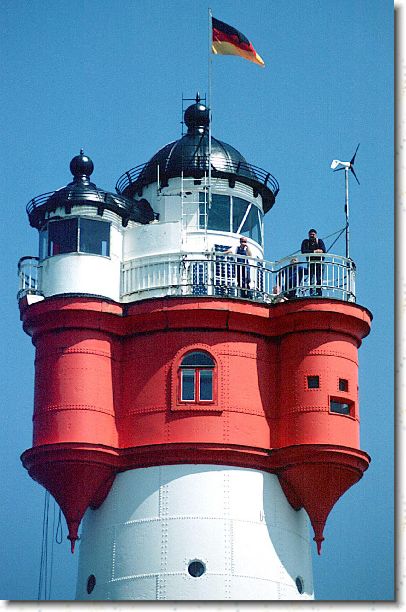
[[17, 98, 371, 600]]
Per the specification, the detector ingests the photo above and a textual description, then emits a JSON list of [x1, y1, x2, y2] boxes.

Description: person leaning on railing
[[224, 237, 252, 298], [301, 228, 326, 297]]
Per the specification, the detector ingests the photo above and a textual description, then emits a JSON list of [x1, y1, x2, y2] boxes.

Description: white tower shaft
[[76, 465, 314, 600]]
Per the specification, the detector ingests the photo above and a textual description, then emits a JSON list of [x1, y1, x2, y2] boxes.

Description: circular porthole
[[295, 576, 304, 594], [188, 560, 206, 577], [87, 574, 96, 594]]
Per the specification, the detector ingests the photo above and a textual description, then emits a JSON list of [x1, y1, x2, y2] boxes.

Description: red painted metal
[[21, 444, 118, 551], [19, 295, 372, 552]]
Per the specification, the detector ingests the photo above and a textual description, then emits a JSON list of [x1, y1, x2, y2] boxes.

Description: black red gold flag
[[212, 17, 265, 67]]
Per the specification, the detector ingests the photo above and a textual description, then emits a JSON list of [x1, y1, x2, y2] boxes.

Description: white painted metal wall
[[134, 177, 264, 258], [75, 465, 314, 601], [38, 206, 124, 302]]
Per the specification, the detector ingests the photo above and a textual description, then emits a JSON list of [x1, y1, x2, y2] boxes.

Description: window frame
[[338, 378, 349, 392], [171, 346, 221, 412], [180, 366, 214, 403], [179, 351, 215, 404], [329, 396, 355, 417], [198, 193, 263, 246], [39, 216, 111, 260], [306, 375, 320, 389]]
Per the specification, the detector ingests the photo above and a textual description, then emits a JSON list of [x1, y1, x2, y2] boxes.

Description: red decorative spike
[[313, 534, 324, 555], [21, 445, 117, 550], [275, 445, 370, 553], [68, 528, 79, 554]]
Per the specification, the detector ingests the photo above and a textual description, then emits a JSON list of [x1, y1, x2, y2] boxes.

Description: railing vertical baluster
[[343, 265, 347, 300]]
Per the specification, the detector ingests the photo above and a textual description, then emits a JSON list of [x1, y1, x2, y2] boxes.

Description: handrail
[[17, 252, 356, 304], [120, 251, 356, 304], [115, 157, 280, 199], [17, 256, 41, 300], [26, 188, 130, 216]]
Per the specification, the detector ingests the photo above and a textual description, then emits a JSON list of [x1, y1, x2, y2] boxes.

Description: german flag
[[212, 17, 264, 67]]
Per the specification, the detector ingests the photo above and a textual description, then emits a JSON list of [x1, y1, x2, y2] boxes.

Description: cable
[[56, 507, 63, 544], [47, 500, 56, 600], [280, 226, 347, 261], [327, 226, 346, 252], [38, 490, 50, 600], [37, 493, 62, 600]]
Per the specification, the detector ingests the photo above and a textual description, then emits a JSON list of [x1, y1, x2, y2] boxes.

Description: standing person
[[225, 237, 252, 297], [301, 229, 326, 296]]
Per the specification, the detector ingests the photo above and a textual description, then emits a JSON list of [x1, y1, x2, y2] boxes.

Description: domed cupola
[[116, 97, 279, 212], [26, 150, 156, 229]]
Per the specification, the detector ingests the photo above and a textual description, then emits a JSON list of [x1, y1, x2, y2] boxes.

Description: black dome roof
[[27, 152, 156, 229], [139, 131, 256, 184], [116, 102, 279, 213]]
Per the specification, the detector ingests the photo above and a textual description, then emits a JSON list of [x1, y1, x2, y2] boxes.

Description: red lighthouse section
[[117, 298, 275, 468], [20, 297, 121, 550], [32, 328, 119, 447], [278, 330, 360, 447], [269, 299, 372, 552]]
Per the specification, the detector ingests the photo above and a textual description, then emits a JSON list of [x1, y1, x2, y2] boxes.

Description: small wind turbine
[[330, 144, 360, 259]]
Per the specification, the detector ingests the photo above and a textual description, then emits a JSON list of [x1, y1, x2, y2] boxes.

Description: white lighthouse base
[[75, 464, 314, 600]]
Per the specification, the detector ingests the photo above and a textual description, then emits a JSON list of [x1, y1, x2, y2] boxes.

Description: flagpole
[[208, 7, 212, 215]]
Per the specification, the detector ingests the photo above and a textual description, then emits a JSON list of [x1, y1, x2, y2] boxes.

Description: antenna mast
[[330, 144, 360, 259], [345, 165, 350, 258]]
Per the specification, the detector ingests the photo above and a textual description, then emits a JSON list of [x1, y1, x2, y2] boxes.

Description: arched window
[[179, 351, 215, 402]]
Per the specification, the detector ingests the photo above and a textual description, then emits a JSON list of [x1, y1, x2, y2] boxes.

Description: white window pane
[[199, 370, 213, 401], [232, 197, 249, 233], [48, 218, 78, 256], [207, 195, 230, 231], [181, 369, 195, 401], [79, 218, 110, 256], [241, 205, 261, 244], [181, 352, 214, 367]]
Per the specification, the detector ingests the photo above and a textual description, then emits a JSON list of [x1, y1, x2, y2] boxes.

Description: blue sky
[[0, 0, 393, 601]]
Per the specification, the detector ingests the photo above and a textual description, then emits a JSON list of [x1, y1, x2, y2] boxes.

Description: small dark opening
[[87, 574, 96, 594], [307, 375, 319, 389], [188, 560, 206, 577], [339, 378, 348, 392], [296, 576, 304, 594]]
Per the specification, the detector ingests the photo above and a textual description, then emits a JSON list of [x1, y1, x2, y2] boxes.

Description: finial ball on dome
[[70, 150, 94, 178], [184, 102, 210, 132]]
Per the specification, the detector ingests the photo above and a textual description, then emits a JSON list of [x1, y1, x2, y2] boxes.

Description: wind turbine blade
[[350, 143, 360, 165], [350, 166, 360, 184], [333, 167, 345, 173]]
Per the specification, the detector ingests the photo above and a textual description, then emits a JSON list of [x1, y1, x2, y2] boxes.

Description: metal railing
[[115, 157, 280, 199], [120, 252, 356, 303], [17, 256, 41, 300], [17, 252, 356, 304]]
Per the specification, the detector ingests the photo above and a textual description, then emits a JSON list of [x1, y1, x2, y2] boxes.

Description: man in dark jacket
[[301, 229, 326, 296]]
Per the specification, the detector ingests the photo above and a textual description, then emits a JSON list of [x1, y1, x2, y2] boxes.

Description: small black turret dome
[[184, 103, 210, 134], [26, 152, 156, 229], [69, 149, 94, 180]]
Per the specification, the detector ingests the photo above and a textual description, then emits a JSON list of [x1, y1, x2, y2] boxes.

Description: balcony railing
[[17, 252, 356, 304], [116, 158, 280, 199], [121, 252, 355, 303], [17, 256, 41, 300]]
